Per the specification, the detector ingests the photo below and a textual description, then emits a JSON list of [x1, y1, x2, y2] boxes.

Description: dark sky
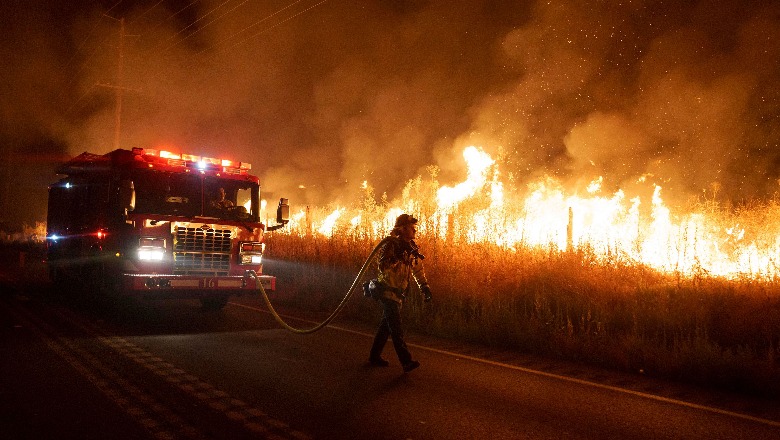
[[2, 0, 780, 228]]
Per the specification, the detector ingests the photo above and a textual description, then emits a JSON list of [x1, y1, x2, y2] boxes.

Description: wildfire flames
[[265, 147, 780, 280]]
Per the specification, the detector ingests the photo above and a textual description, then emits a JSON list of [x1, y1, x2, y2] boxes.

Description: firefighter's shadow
[[316, 364, 419, 429]]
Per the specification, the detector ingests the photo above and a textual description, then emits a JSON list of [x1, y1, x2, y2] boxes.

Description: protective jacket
[[377, 236, 429, 303]]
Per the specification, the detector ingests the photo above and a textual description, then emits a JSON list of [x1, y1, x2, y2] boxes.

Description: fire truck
[[46, 147, 289, 309]]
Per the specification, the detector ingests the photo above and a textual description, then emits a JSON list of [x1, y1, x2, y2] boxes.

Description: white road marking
[[230, 301, 780, 429]]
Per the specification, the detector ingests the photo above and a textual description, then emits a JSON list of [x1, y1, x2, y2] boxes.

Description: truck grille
[[173, 252, 230, 276], [173, 226, 233, 275]]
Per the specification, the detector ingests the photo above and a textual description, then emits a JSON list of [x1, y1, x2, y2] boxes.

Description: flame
[[436, 146, 494, 209], [586, 177, 602, 194], [280, 146, 780, 280], [318, 208, 344, 236]]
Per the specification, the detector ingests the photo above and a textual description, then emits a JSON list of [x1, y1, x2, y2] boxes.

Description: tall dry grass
[[264, 232, 780, 397]]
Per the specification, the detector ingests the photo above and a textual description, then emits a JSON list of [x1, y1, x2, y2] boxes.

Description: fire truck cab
[[46, 147, 289, 309]]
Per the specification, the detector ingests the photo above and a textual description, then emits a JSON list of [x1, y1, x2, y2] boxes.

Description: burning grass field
[[10, 146, 780, 395], [261, 146, 780, 396], [264, 232, 780, 397], [2, 219, 777, 396]]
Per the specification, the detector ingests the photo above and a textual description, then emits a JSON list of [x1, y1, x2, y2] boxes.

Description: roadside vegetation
[[264, 232, 780, 397], [3, 212, 778, 397]]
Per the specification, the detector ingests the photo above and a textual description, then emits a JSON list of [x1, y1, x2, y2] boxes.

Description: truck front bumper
[[123, 272, 275, 297]]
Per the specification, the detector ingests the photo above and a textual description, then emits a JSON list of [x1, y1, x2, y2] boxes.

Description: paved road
[[2, 284, 780, 439]]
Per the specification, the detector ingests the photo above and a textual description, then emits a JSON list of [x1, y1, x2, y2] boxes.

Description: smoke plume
[[1, 0, 779, 228]]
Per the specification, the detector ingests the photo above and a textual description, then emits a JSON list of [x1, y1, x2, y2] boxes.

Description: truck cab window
[[205, 178, 254, 221], [133, 171, 200, 217]]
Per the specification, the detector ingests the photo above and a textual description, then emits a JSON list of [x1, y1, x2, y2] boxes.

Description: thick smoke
[[471, 0, 780, 202], [1, 0, 779, 228]]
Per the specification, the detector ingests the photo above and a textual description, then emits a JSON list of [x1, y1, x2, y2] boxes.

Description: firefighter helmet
[[394, 214, 418, 228]]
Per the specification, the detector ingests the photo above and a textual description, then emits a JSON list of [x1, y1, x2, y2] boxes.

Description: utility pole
[[97, 16, 138, 150], [567, 206, 573, 252], [114, 18, 124, 150]]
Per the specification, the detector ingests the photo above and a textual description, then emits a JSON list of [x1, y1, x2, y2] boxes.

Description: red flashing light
[[135, 147, 248, 173], [160, 150, 181, 160], [241, 242, 264, 252], [97, 230, 106, 239]]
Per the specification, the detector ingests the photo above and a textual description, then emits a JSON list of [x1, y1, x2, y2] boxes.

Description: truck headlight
[[138, 237, 166, 261], [239, 241, 264, 265], [241, 254, 263, 264]]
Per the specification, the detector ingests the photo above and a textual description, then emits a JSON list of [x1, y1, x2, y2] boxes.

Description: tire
[[47, 265, 70, 298], [49, 264, 65, 285], [201, 295, 229, 310]]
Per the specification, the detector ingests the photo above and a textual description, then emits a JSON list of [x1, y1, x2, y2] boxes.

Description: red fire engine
[[46, 147, 289, 309]]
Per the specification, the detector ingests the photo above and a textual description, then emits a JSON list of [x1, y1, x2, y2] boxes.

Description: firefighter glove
[[421, 284, 432, 302]]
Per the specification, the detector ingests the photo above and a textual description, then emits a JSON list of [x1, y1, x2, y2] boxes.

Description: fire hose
[[246, 237, 392, 334]]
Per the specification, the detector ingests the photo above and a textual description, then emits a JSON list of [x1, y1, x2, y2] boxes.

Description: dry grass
[[264, 232, 780, 397], [9, 193, 779, 395]]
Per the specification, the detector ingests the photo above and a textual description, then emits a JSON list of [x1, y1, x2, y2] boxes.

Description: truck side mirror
[[266, 198, 290, 232], [276, 198, 289, 224], [119, 180, 136, 212]]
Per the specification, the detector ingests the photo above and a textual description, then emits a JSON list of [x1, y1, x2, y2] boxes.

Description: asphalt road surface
[[2, 281, 780, 439]]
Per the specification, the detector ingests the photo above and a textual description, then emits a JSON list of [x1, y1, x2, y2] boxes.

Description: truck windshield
[[132, 170, 258, 221], [203, 177, 256, 221]]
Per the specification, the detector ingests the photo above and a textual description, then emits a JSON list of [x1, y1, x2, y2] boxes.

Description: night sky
[[2, 0, 780, 229]]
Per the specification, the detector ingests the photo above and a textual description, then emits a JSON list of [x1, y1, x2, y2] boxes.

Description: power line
[[191, 0, 309, 58], [134, 0, 324, 89], [144, 0, 313, 60], [163, 0, 331, 97], [61, 15, 106, 71], [154, 0, 235, 51], [64, 84, 99, 116], [65, 0, 336, 124], [137, 0, 202, 39], [127, 0, 166, 25], [56, 33, 114, 104], [58, 1, 200, 129], [224, 0, 328, 54], [56, 1, 126, 102], [63, 0, 124, 65], [163, 0, 253, 52]]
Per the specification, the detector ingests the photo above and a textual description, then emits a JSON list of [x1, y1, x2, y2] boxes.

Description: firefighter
[[211, 187, 234, 209], [368, 213, 432, 372]]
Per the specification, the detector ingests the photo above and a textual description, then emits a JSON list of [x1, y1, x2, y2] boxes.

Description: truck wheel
[[48, 265, 71, 297], [49, 265, 64, 285], [201, 295, 229, 310]]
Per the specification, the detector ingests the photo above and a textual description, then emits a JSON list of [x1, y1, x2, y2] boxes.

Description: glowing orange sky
[[2, 0, 780, 228]]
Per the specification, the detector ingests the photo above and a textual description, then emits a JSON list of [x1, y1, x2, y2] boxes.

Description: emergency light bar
[[159, 150, 181, 160], [132, 148, 251, 173]]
